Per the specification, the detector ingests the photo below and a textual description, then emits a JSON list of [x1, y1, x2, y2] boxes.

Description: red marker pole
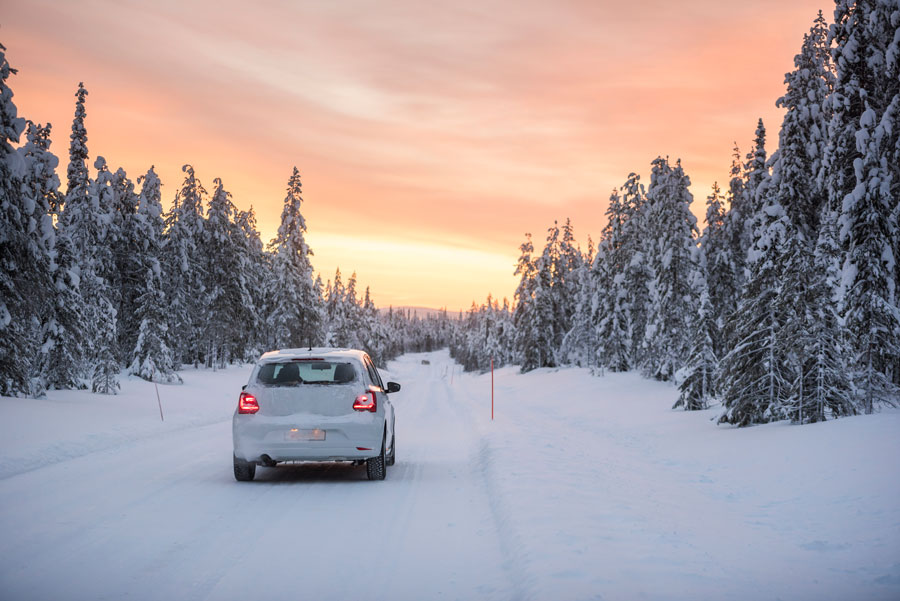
[[491, 357, 494, 421]]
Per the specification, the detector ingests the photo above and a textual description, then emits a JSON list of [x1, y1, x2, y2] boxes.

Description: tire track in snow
[[438, 362, 534, 601]]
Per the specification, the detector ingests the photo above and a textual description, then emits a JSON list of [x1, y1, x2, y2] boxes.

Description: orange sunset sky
[[5, 0, 826, 311]]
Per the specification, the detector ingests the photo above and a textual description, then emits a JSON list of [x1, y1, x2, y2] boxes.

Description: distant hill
[[378, 305, 457, 319]]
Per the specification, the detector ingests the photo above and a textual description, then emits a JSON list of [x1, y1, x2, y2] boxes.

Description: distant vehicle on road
[[233, 348, 399, 481]]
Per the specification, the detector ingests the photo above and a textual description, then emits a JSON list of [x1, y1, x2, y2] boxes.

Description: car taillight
[[238, 392, 259, 414], [353, 391, 376, 412]]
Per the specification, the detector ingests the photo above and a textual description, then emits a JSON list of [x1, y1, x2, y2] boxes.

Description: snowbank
[[454, 362, 900, 601]]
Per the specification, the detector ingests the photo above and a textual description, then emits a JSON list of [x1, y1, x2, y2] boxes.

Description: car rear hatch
[[254, 359, 363, 418]]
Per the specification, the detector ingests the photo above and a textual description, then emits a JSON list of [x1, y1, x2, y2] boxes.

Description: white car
[[232, 348, 399, 481]]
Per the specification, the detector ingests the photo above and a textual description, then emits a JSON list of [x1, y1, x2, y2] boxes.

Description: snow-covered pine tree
[[43, 224, 86, 390], [619, 173, 652, 366], [529, 228, 561, 369], [107, 166, 141, 361], [324, 267, 345, 347], [721, 144, 749, 295], [674, 271, 717, 411], [162, 164, 207, 366], [512, 233, 541, 371], [334, 272, 363, 349], [234, 206, 266, 360], [477, 295, 508, 370], [825, 0, 900, 410], [129, 167, 180, 383], [86, 157, 120, 394], [18, 121, 80, 394], [58, 85, 120, 393], [0, 46, 51, 396], [779, 210, 855, 422], [718, 190, 792, 426], [360, 286, 390, 366], [742, 120, 770, 255], [560, 252, 596, 368], [775, 11, 834, 239], [201, 178, 253, 367], [65, 83, 89, 213], [641, 157, 700, 381], [698, 182, 735, 360], [805, 211, 855, 420], [555, 218, 582, 347], [592, 188, 631, 371], [267, 167, 322, 349]]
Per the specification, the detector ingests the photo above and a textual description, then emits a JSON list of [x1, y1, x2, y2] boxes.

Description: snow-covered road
[[1, 350, 898, 601], [0, 352, 518, 600]]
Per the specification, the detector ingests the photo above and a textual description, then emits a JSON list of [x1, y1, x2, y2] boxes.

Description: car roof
[[258, 348, 368, 362]]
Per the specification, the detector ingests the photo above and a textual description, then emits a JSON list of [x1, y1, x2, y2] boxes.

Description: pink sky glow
[[5, 0, 827, 310]]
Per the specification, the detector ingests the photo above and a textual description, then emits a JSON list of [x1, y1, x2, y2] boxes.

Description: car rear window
[[256, 361, 357, 386]]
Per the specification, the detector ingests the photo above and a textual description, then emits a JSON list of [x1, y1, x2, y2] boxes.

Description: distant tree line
[[0, 46, 451, 397], [450, 5, 899, 426]]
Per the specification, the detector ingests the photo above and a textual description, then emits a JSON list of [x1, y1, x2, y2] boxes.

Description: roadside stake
[[491, 357, 494, 421], [155, 382, 164, 422]]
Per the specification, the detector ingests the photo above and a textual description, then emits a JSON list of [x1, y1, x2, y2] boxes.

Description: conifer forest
[[2, 3, 898, 427]]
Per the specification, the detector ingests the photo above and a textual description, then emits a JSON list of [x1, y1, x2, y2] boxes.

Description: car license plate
[[285, 428, 325, 441]]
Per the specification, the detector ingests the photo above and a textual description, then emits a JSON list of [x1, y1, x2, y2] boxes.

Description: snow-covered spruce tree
[[58, 85, 120, 393], [18, 123, 84, 392], [775, 11, 834, 239], [721, 144, 749, 295], [43, 224, 86, 390], [334, 271, 364, 349], [557, 219, 588, 366], [717, 192, 792, 426], [512, 233, 541, 371], [698, 182, 736, 360], [65, 83, 89, 215], [162, 164, 207, 366], [591, 188, 631, 371], [360, 286, 390, 366], [560, 251, 597, 368], [824, 0, 900, 410], [0, 44, 53, 397], [777, 211, 855, 422], [641, 157, 700, 381], [107, 166, 141, 361], [90, 294, 119, 394], [482, 296, 511, 370], [742, 120, 770, 255], [674, 272, 717, 411], [86, 157, 120, 394], [805, 211, 856, 420], [323, 267, 345, 347], [201, 178, 253, 367], [619, 173, 652, 366], [267, 167, 323, 349], [18, 121, 83, 394], [530, 230, 561, 369], [129, 167, 180, 383], [234, 207, 266, 360], [555, 219, 582, 346]]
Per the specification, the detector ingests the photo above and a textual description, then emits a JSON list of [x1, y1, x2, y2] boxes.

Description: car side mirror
[[386, 382, 401, 393], [241, 384, 247, 391]]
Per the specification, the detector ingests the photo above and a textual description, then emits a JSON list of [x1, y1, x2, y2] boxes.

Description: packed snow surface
[[1, 350, 898, 600]]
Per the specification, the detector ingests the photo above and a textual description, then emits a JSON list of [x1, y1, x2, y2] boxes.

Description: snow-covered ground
[[1, 350, 897, 601]]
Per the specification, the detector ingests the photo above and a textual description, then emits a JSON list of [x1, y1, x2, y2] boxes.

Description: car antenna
[[308, 336, 312, 352]]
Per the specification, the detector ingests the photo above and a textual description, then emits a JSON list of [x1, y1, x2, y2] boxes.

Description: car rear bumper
[[233, 412, 384, 462]]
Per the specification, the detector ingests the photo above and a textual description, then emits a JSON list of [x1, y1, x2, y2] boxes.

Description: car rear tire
[[386, 434, 396, 466], [366, 437, 386, 480], [234, 455, 256, 482]]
